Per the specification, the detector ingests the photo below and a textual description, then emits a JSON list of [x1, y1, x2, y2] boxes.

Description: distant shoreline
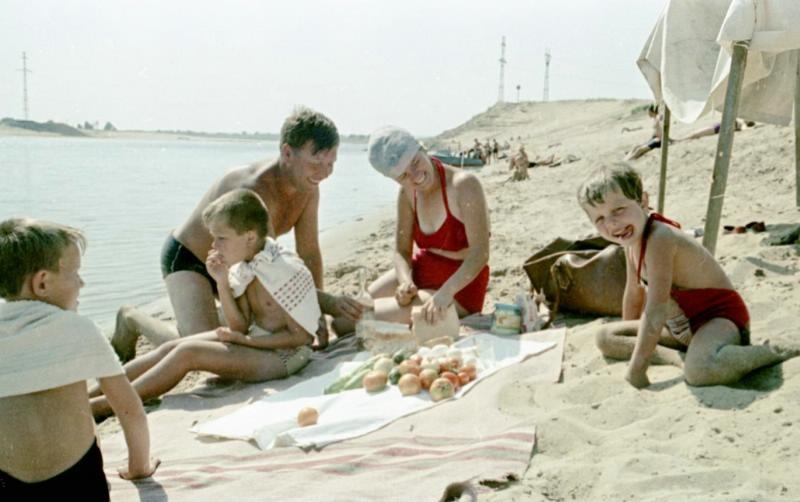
[[0, 121, 369, 143]]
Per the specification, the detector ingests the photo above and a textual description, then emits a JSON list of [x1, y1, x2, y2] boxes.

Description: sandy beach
[[95, 99, 799, 500], [323, 99, 800, 500]]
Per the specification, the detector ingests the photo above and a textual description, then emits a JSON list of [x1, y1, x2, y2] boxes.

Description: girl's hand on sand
[[119, 457, 161, 480], [216, 327, 245, 344], [205, 250, 228, 284], [625, 365, 650, 389], [395, 282, 418, 306], [421, 290, 452, 324]]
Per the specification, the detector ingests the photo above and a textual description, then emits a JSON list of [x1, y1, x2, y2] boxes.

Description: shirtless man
[[156, 107, 360, 348]]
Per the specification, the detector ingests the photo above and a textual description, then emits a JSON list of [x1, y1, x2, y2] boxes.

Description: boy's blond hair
[[577, 163, 644, 208], [0, 218, 86, 299], [202, 189, 270, 239]]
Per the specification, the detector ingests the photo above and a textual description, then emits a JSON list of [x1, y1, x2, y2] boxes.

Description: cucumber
[[324, 354, 382, 394], [392, 348, 413, 364]]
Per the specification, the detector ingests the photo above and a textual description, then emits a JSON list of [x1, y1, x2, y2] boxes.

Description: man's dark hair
[[280, 107, 339, 153]]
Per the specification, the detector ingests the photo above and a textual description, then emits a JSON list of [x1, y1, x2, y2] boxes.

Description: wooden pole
[[795, 49, 799, 208], [657, 105, 671, 213], [702, 42, 749, 255]]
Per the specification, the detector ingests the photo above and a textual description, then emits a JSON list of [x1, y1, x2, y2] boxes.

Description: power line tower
[[18, 52, 32, 120], [543, 48, 551, 102], [497, 36, 506, 103]]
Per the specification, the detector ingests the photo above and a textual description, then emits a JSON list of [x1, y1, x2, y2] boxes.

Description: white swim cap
[[367, 126, 420, 178]]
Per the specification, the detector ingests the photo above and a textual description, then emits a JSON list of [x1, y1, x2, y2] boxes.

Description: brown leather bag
[[522, 236, 626, 321]]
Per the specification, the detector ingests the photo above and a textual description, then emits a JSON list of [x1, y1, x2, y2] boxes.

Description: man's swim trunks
[[160, 234, 217, 293], [0, 439, 109, 500], [646, 137, 662, 149]]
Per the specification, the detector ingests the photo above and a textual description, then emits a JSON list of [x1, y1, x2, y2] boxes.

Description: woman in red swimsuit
[[366, 126, 490, 324]]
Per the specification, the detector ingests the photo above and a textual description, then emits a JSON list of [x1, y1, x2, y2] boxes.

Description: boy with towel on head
[[0, 218, 158, 499], [576, 164, 797, 389], [90, 189, 321, 417]]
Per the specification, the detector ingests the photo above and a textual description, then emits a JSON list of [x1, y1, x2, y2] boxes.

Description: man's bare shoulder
[[218, 159, 274, 191]]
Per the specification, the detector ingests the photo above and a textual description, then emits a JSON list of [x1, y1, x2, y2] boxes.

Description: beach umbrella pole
[[702, 42, 749, 255], [795, 49, 799, 208], [657, 104, 671, 213]]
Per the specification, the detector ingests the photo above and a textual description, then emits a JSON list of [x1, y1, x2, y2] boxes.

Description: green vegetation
[[1, 118, 86, 137]]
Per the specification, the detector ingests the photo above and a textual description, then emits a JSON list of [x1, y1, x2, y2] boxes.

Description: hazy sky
[[1, 0, 665, 136]]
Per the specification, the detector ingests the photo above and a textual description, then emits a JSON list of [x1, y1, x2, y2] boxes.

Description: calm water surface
[[0, 136, 396, 327]]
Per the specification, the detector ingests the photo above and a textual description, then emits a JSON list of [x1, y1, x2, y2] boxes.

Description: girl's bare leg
[[91, 339, 286, 417], [683, 318, 798, 386], [593, 320, 684, 367]]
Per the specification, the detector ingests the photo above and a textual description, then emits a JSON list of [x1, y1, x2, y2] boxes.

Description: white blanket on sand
[[0, 300, 123, 398], [191, 331, 559, 449]]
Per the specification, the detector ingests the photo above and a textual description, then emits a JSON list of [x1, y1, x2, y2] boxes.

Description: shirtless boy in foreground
[[0, 219, 157, 499], [576, 164, 796, 388]]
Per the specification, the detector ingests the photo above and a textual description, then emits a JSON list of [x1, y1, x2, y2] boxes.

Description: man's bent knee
[[165, 271, 220, 336]]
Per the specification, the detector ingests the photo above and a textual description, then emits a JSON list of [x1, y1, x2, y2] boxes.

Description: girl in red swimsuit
[[366, 126, 491, 324], [577, 164, 794, 389]]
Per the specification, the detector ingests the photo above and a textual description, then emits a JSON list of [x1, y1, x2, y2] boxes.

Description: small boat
[[431, 153, 485, 168]]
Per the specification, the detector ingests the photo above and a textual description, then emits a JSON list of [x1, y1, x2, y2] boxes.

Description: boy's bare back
[[0, 383, 95, 481]]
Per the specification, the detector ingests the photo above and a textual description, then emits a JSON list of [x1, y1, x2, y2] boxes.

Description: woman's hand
[[421, 290, 454, 324], [395, 282, 418, 306], [205, 250, 229, 285]]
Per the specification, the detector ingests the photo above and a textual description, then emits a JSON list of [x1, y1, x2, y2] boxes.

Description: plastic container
[[490, 303, 522, 335]]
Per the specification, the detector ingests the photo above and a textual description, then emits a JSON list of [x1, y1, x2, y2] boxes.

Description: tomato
[[462, 365, 477, 380], [457, 371, 470, 386], [398, 360, 421, 376], [440, 371, 460, 389], [419, 368, 439, 390], [297, 407, 319, 427]]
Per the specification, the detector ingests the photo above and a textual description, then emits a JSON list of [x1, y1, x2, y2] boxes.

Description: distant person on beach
[[0, 218, 158, 498], [677, 118, 756, 141], [117, 107, 361, 354], [625, 103, 663, 161], [91, 190, 319, 418], [355, 126, 490, 326], [509, 145, 530, 181], [576, 164, 797, 389]]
